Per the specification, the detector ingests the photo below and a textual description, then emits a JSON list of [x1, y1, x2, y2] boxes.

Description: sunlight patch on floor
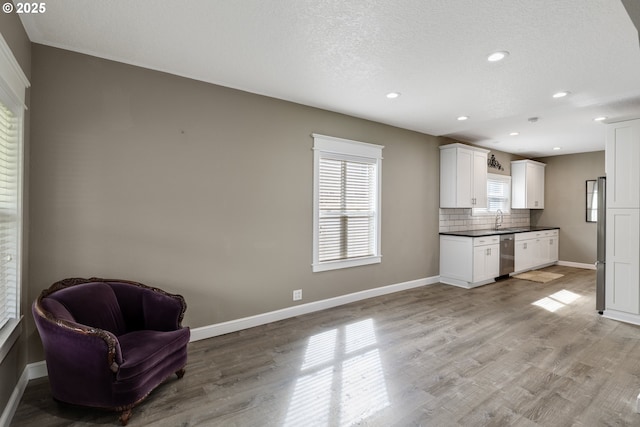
[[340, 348, 389, 425], [301, 329, 337, 370], [532, 289, 581, 312], [283, 318, 390, 426]]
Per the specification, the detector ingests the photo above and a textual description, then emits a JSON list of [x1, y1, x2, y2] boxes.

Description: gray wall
[[28, 44, 441, 360], [0, 26, 607, 417], [532, 151, 605, 264], [0, 11, 31, 418]]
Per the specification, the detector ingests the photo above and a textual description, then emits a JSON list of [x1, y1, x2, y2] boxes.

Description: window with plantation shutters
[[0, 33, 28, 361], [473, 173, 511, 215], [0, 102, 18, 330], [313, 134, 383, 272]]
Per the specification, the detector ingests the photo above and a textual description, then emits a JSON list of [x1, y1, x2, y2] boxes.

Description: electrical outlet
[[293, 289, 302, 301]]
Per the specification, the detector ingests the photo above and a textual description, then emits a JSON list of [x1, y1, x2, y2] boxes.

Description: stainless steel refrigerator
[[596, 176, 606, 314]]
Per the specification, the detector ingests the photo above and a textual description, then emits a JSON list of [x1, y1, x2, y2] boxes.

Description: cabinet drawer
[[515, 230, 558, 241], [473, 236, 500, 246], [515, 232, 536, 241]]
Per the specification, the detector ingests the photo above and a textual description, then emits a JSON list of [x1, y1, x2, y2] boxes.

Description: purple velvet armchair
[[32, 278, 190, 425]]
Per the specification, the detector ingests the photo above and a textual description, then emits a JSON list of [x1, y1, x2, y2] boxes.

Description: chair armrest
[[33, 302, 123, 372], [141, 289, 187, 331]]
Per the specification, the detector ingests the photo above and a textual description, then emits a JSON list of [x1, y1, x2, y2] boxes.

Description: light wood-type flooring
[[11, 266, 640, 426]]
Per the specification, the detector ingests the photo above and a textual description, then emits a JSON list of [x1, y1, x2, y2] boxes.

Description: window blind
[[487, 176, 509, 212], [0, 102, 18, 330], [312, 134, 382, 272], [473, 173, 510, 215], [318, 157, 376, 262]]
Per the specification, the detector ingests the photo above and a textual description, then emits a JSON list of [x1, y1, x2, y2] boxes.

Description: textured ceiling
[[18, 0, 640, 157]]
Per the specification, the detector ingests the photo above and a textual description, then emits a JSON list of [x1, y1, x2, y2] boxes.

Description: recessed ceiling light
[[553, 147, 561, 151], [386, 92, 401, 99], [552, 91, 570, 98], [510, 132, 520, 136], [487, 51, 509, 62], [594, 116, 607, 122], [457, 116, 469, 121]]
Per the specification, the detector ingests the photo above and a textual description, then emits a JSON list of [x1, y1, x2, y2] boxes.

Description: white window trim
[[0, 34, 29, 110], [0, 317, 22, 364], [312, 134, 383, 272], [0, 33, 28, 361], [473, 173, 511, 216]]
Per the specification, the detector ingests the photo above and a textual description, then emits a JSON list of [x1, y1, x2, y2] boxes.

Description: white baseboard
[[603, 309, 640, 327], [439, 277, 496, 289], [0, 361, 47, 427], [557, 260, 596, 270], [190, 275, 439, 342], [27, 360, 48, 380]]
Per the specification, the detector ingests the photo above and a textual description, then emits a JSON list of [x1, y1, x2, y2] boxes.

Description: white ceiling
[[18, 0, 640, 157]]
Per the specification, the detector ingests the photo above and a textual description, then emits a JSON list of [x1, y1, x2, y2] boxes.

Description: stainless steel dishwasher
[[499, 234, 515, 277]]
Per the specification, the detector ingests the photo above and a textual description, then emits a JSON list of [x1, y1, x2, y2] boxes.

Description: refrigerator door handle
[[595, 176, 606, 314]]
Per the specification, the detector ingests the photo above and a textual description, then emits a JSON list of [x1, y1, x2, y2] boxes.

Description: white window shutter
[[0, 33, 26, 355], [318, 158, 376, 262], [312, 134, 383, 272], [473, 173, 511, 215], [0, 102, 18, 329]]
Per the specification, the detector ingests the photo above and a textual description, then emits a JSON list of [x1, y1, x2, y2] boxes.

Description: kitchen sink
[[489, 229, 515, 234], [493, 227, 530, 233]]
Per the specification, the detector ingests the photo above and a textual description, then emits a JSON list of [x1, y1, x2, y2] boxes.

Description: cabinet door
[[606, 120, 640, 209], [531, 238, 543, 267], [473, 244, 499, 282], [473, 245, 488, 282], [514, 241, 530, 272], [473, 150, 488, 208], [525, 163, 537, 209], [486, 244, 500, 278], [533, 163, 544, 208], [526, 162, 544, 209], [606, 209, 640, 314], [456, 148, 473, 208], [440, 236, 473, 282], [538, 236, 555, 265], [547, 236, 558, 263], [511, 163, 526, 209]]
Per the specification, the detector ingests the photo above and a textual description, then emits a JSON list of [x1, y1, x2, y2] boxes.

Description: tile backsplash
[[439, 208, 530, 232]]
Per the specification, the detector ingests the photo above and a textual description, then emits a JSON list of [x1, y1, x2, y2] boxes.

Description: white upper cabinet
[[606, 119, 640, 209], [511, 160, 545, 209], [440, 143, 489, 208]]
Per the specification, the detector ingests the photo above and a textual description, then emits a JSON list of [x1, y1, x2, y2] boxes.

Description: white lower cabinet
[[514, 239, 534, 272], [473, 242, 500, 283], [514, 230, 558, 274], [542, 233, 559, 265], [441, 229, 559, 289], [440, 235, 499, 288]]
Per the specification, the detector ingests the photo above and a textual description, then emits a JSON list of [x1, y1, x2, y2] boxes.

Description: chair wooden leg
[[120, 409, 132, 426], [176, 368, 186, 379]]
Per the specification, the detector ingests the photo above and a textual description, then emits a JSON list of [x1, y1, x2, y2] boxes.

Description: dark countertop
[[439, 226, 560, 238]]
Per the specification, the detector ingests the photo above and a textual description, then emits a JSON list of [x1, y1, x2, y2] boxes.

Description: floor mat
[[513, 271, 564, 283]]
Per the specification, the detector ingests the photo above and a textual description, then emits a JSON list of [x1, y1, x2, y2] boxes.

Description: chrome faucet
[[495, 209, 504, 230]]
